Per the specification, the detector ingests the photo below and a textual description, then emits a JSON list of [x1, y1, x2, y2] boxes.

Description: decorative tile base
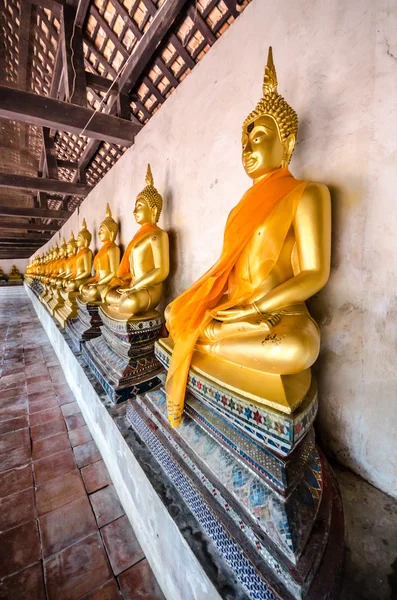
[[54, 291, 79, 328], [127, 399, 344, 600], [155, 341, 318, 457], [82, 310, 164, 405], [66, 298, 103, 352]]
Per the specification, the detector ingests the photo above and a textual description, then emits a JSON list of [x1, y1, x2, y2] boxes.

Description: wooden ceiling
[[0, 0, 250, 259]]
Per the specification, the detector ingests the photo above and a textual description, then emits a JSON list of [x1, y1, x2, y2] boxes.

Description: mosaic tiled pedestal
[[27, 278, 43, 298], [82, 308, 164, 404], [66, 297, 103, 351], [126, 341, 344, 600]]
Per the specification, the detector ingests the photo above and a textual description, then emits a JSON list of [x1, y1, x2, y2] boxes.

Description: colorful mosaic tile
[[155, 343, 317, 456], [141, 390, 322, 563]]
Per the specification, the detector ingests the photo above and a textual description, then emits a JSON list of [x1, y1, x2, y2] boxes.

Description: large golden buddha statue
[[79, 204, 120, 303], [8, 264, 23, 281], [101, 165, 169, 320], [164, 48, 331, 427]]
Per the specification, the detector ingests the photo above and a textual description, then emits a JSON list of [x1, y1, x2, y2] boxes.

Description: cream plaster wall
[[1, 258, 28, 274], [33, 0, 397, 497]]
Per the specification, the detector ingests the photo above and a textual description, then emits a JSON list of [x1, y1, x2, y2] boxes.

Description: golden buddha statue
[[0, 266, 6, 281], [55, 222, 93, 327], [8, 264, 22, 280], [63, 219, 93, 292], [44, 238, 68, 311], [50, 233, 77, 316], [79, 204, 120, 303], [101, 165, 169, 320], [163, 48, 331, 427]]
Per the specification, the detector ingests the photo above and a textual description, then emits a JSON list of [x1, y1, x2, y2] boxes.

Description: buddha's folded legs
[[117, 284, 163, 316], [197, 310, 320, 374]]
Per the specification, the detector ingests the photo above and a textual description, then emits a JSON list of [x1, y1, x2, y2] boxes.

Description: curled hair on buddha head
[[78, 218, 92, 246], [243, 47, 298, 163], [137, 164, 163, 223], [100, 203, 119, 240]]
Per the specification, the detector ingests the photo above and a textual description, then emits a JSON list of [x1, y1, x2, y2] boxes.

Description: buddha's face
[[77, 233, 85, 248], [134, 197, 153, 225], [242, 115, 288, 180], [98, 224, 112, 242]]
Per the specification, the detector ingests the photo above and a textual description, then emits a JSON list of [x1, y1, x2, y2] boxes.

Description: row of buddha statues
[[25, 49, 342, 597], [0, 265, 23, 282], [25, 46, 331, 425]]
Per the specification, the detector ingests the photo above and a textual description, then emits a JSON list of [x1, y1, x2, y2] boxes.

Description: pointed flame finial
[[105, 202, 112, 218], [145, 163, 154, 187], [263, 46, 278, 95], [82, 218, 87, 229]]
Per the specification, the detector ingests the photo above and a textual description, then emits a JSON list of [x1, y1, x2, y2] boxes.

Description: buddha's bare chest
[[130, 238, 155, 276]]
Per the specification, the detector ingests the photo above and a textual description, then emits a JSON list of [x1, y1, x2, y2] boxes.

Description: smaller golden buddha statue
[[79, 204, 120, 303], [45, 238, 68, 311], [55, 222, 93, 327], [8, 265, 22, 280], [50, 233, 78, 316], [101, 165, 169, 320], [0, 266, 6, 281], [63, 219, 93, 293]]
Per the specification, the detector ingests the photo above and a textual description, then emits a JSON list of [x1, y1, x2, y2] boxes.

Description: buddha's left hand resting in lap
[[101, 165, 169, 318], [165, 48, 331, 427]]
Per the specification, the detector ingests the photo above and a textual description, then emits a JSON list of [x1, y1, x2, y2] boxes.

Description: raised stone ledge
[[25, 283, 248, 600]]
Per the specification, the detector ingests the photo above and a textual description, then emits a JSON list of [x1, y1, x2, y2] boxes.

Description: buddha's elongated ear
[[282, 133, 296, 167]]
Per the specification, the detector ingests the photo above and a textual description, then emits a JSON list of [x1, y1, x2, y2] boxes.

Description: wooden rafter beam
[[0, 173, 92, 197], [0, 85, 142, 146], [62, 4, 87, 105], [30, 0, 65, 16], [0, 222, 59, 232], [0, 206, 72, 220], [0, 233, 51, 241], [86, 72, 119, 94]]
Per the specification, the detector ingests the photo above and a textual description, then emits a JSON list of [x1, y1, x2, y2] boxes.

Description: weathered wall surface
[[34, 0, 397, 497], [1, 258, 28, 274]]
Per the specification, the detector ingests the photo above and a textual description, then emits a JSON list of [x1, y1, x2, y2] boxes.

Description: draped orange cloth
[[86, 241, 116, 284], [117, 223, 160, 278], [165, 168, 309, 427]]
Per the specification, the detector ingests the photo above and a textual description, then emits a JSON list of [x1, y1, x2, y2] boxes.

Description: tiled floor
[[0, 288, 165, 600]]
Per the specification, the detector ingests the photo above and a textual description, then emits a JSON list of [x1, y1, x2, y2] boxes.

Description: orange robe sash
[[86, 241, 116, 284], [165, 168, 309, 427]]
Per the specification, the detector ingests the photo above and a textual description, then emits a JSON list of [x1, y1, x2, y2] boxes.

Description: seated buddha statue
[[63, 219, 93, 293], [164, 48, 331, 427], [0, 267, 6, 281], [79, 204, 120, 303], [101, 165, 169, 320], [8, 265, 22, 280]]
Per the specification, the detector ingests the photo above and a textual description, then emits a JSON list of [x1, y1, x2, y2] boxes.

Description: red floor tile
[[0, 520, 41, 578], [34, 448, 77, 485], [0, 464, 33, 498], [81, 460, 111, 494], [0, 394, 27, 410], [61, 401, 81, 417], [44, 532, 113, 600], [26, 374, 52, 386], [0, 487, 37, 532], [74, 439, 101, 468], [36, 470, 86, 516], [0, 385, 25, 398], [65, 412, 86, 430], [0, 562, 45, 600], [0, 414, 29, 435], [81, 580, 122, 599], [69, 425, 93, 447], [101, 515, 145, 575], [27, 381, 54, 395], [32, 431, 71, 461], [0, 403, 28, 424], [89, 485, 124, 528], [0, 443, 31, 473], [28, 388, 56, 404], [39, 495, 98, 558], [31, 416, 66, 441], [0, 426, 30, 454], [29, 406, 64, 427], [29, 396, 60, 414], [117, 559, 165, 600]]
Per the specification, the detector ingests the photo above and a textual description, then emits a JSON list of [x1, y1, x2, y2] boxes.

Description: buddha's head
[[59, 237, 68, 258], [99, 204, 118, 242], [134, 164, 163, 225], [66, 232, 77, 256], [77, 219, 92, 248], [242, 47, 298, 180]]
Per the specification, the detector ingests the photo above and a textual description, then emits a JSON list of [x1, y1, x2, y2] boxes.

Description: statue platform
[[66, 297, 104, 351], [82, 307, 164, 404], [124, 338, 344, 599], [54, 291, 79, 328]]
